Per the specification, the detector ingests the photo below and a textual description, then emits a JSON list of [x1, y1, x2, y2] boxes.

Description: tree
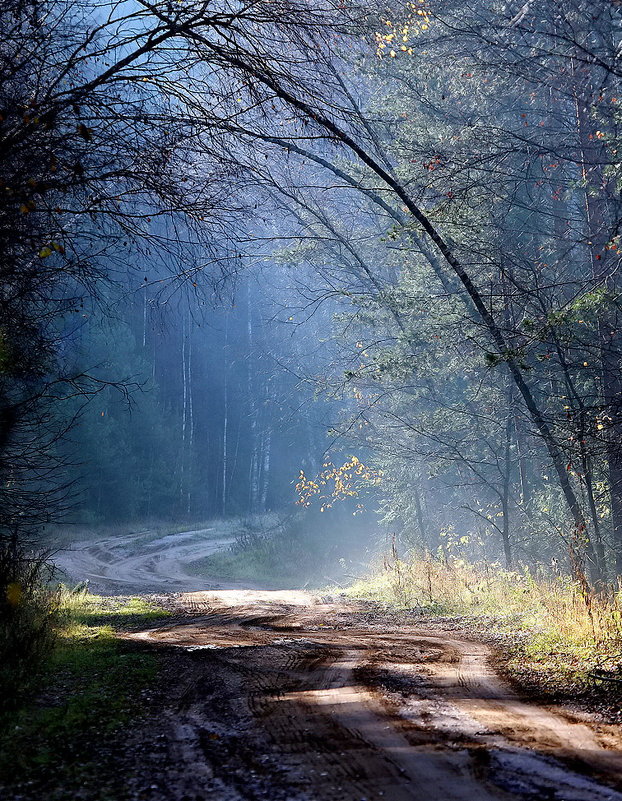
[[150, 0, 621, 582]]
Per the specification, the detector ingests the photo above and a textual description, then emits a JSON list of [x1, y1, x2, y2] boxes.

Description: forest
[[2, 1, 622, 800]]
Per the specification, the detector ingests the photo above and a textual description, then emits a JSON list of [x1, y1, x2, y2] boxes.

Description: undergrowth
[[0, 590, 170, 798], [347, 554, 622, 714], [0, 544, 60, 712], [192, 507, 375, 586]]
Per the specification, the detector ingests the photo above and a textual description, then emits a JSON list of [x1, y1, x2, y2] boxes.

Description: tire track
[[125, 591, 622, 800]]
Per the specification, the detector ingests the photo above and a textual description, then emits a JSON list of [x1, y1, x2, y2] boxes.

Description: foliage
[[347, 551, 622, 703], [0, 590, 168, 794], [0, 544, 59, 713], [192, 507, 377, 586], [248, 0, 622, 586], [296, 455, 382, 514], [374, 1, 432, 57]]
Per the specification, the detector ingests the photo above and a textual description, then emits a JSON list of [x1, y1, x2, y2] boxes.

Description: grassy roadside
[[186, 509, 375, 588], [0, 591, 170, 800], [345, 555, 622, 720]]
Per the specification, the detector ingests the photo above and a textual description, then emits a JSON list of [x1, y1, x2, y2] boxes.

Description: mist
[[3, 4, 622, 798], [2, 0, 619, 586]]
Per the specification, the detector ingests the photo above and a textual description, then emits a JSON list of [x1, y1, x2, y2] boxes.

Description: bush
[[192, 506, 377, 585], [0, 542, 60, 715]]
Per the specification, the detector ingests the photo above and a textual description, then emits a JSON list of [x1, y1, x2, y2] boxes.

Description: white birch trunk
[[186, 321, 194, 516], [247, 283, 260, 513], [260, 428, 272, 511], [180, 313, 187, 506]]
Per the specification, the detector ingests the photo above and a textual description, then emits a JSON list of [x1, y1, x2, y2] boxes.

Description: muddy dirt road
[[122, 589, 622, 801], [53, 532, 622, 799]]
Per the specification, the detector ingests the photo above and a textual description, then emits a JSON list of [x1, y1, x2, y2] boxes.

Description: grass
[[188, 508, 374, 587], [346, 554, 622, 714], [188, 543, 304, 585], [0, 590, 170, 798], [190, 540, 347, 587]]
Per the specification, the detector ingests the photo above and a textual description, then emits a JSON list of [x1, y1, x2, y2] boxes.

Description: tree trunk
[[180, 313, 187, 510], [222, 312, 229, 517], [246, 283, 261, 514], [574, 75, 622, 575], [412, 483, 428, 550], [502, 396, 513, 569], [260, 427, 272, 512], [186, 320, 194, 516]]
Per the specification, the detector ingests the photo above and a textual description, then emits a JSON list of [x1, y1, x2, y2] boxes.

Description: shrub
[[0, 542, 60, 715]]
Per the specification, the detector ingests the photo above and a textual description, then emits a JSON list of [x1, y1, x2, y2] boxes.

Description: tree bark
[[574, 75, 622, 576]]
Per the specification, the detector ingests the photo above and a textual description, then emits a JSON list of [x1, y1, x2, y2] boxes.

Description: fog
[[67, 273, 322, 519], [2, 0, 620, 586], [4, 5, 622, 798]]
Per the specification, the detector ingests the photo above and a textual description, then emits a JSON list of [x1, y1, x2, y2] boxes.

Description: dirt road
[[53, 528, 242, 593], [122, 589, 622, 801], [53, 532, 622, 799]]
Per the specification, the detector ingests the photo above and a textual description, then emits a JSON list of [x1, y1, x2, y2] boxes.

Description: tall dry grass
[[347, 553, 622, 650]]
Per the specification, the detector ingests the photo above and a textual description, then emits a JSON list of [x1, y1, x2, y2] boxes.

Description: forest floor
[[5, 533, 622, 801]]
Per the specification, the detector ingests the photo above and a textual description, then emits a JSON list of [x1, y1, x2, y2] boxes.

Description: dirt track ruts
[[53, 529, 243, 593], [124, 590, 622, 801]]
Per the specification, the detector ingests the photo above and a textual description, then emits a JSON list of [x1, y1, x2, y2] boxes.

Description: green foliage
[[63, 314, 179, 523], [191, 507, 377, 586], [0, 591, 168, 790], [0, 546, 59, 714]]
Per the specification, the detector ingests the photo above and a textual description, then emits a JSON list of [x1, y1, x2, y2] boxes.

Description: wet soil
[[113, 590, 622, 801], [52, 529, 245, 594], [36, 533, 622, 799]]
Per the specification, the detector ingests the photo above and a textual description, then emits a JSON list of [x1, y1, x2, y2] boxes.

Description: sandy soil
[[121, 590, 622, 801], [53, 528, 246, 593]]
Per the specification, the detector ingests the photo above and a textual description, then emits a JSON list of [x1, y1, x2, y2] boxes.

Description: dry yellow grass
[[347, 555, 622, 652]]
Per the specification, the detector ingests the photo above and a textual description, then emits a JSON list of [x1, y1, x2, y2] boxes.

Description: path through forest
[[54, 527, 247, 593], [60, 532, 622, 800]]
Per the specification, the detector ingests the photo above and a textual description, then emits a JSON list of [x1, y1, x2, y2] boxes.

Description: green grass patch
[[62, 591, 171, 627], [187, 509, 369, 588], [0, 592, 169, 798], [188, 547, 300, 585], [189, 544, 341, 587]]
